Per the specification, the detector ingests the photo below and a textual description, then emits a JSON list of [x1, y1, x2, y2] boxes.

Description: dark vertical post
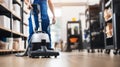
[[21, 0, 24, 34], [21, 0, 27, 49]]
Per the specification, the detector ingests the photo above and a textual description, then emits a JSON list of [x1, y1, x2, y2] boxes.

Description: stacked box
[[0, 15, 10, 29], [5, 42, 9, 50], [6, 38, 13, 50], [14, 38, 25, 50], [24, 13, 29, 25], [13, 4, 21, 17], [24, 2, 30, 13], [0, 41, 9, 50], [24, 25, 29, 36], [25, 40, 28, 49], [8, 0, 13, 10], [12, 20, 20, 33], [19, 40, 25, 50], [13, 41, 19, 50]]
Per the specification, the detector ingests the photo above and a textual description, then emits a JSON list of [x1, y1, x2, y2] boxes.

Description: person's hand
[[27, 3, 33, 10], [52, 16, 56, 24]]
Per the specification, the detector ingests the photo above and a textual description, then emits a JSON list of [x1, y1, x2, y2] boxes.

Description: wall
[[60, 6, 86, 43]]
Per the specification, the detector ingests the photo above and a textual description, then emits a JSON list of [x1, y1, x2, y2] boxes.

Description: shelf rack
[[0, 0, 28, 54]]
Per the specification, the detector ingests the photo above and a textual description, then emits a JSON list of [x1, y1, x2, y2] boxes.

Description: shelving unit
[[0, 0, 28, 54], [102, 0, 113, 51], [101, 0, 120, 54], [66, 21, 82, 52], [85, 4, 105, 53]]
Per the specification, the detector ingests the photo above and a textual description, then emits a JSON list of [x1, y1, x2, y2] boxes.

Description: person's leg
[[38, 0, 52, 49], [32, 4, 39, 30], [41, 20, 52, 49], [28, 13, 34, 47]]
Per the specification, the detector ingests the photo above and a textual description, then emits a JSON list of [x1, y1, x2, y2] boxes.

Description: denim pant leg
[[28, 13, 34, 47], [42, 20, 51, 48]]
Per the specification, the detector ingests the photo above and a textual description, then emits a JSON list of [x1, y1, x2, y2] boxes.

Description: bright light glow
[[48, 8, 62, 17]]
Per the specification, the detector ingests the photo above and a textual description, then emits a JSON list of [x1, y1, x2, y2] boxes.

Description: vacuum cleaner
[[16, 4, 59, 58]]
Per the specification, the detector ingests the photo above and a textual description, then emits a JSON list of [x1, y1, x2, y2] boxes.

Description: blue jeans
[[28, 0, 51, 48]]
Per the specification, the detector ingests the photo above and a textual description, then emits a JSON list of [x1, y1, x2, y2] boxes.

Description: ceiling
[[52, 0, 100, 7]]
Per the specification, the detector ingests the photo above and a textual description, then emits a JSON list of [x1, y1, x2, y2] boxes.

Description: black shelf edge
[[68, 21, 80, 23], [0, 28, 12, 37], [68, 35, 80, 37], [12, 13, 21, 21], [0, 50, 25, 54]]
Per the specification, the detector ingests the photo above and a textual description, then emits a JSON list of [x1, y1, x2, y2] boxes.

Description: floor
[[0, 50, 120, 67]]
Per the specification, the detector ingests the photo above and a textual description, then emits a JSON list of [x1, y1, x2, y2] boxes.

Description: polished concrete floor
[[0, 51, 120, 67]]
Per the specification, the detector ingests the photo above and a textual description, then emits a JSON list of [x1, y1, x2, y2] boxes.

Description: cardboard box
[[14, 38, 25, 50], [13, 41, 19, 50]]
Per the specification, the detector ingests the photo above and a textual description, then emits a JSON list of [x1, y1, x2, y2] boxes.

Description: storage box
[[14, 38, 25, 50], [23, 25, 29, 36], [19, 40, 25, 50], [13, 41, 19, 50], [13, 4, 21, 17], [24, 13, 29, 24], [0, 42, 5, 49], [6, 38, 13, 50], [8, 0, 13, 10], [12, 20, 20, 33], [0, 15, 10, 29]]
